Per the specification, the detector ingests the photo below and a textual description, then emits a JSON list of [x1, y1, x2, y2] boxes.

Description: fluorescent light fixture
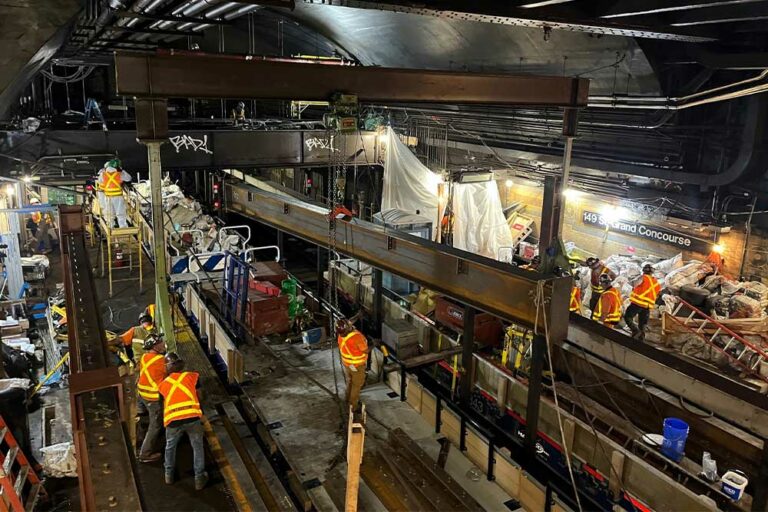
[[562, 188, 583, 199], [22, 176, 32, 183], [505, 179, 514, 188], [457, 171, 493, 184]]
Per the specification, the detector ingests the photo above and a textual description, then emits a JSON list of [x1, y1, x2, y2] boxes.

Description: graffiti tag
[[169, 134, 213, 154], [305, 137, 338, 152]]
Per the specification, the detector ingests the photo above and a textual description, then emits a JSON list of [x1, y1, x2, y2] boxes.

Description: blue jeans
[[164, 419, 205, 478], [137, 397, 163, 457]]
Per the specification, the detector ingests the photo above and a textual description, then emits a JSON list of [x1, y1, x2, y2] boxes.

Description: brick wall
[[500, 181, 753, 278]]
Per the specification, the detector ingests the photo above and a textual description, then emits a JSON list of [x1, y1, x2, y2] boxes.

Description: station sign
[[582, 210, 712, 253]]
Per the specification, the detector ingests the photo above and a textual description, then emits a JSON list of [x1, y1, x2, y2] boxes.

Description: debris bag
[[653, 253, 684, 275], [40, 442, 77, 478], [728, 295, 764, 319], [744, 281, 768, 307], [665, 262, 709, 292], [452, 181, 515, 260], [381, 127, 442, 232]]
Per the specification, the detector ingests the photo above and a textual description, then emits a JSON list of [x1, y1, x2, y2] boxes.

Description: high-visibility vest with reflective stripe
[[338, 331, 368, 367], [159, 372, 203, 427], [131, 325, 154, 346], [629, 275, 661, 309], [569, 287, 581, 312], [102, 171, 123, 196], [137, 353, 165, 401], [590, 266, 612, 293], [592, 288, 622, 325]]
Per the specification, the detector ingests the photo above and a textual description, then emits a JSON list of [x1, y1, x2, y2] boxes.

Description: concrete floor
[[239, 338, 513, 511]]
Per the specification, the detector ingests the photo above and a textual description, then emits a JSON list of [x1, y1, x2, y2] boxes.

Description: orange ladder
[[663, 298, 768, 384], [0, 416, 44, 512]]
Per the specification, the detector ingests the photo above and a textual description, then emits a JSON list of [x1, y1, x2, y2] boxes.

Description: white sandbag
[[665, 262, 707, 291], [40, 442, 77, 478]]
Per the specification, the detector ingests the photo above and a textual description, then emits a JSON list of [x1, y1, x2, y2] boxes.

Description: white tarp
[[381, 127, 442, 229], [452, 181, 516, 260]]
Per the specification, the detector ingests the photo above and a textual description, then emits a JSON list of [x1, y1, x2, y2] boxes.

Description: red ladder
[[664, 298, 768, 384], [0, 416, 44, 512]]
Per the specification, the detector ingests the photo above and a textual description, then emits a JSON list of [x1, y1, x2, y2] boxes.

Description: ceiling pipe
[[589, 69, 768, 109]]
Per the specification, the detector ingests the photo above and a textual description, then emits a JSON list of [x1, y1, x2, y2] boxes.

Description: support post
[[372, 268, 383, 338], [345, 406, 366, 512], [753, 441, 768, 511], [135, 97, 174, 350], [146, 141, 176, 350], [539, 175, 562, 255], [524, 334, 546, 461], [460, 306, 476, 404], [276, 229, 284, 263]]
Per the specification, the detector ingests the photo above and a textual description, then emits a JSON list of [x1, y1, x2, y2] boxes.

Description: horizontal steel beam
[[225, 181, 570, 340], [568, 314, 768, 438], [114, 53, 589, 106], [300, 0, 715, 42], [598, 0, 760, 18], [0, 129, 379, 176]]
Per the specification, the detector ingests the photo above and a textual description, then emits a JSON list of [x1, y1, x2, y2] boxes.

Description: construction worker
[[143, 303, 156, 323], [569, 281, 582, 315], [625, 264, 662, 341], [159, 352, 208, 490], [119, 312, 157, 361], [136, 334, 167, 463], [27, 197, 41, 237], [587, 257, 617, 312], [591, 273, 622, 328], [231, 101, 246, 125], [97, 159, 131, 228], [336, 317, 370, 410]]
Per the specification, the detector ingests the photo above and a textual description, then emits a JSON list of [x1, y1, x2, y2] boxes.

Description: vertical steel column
[[753, 442, 768, 511], [538, 176, 562, 254], [146, 142, 176, 350], [524, 334, 546, 461], [372, 268, 383, 337], [460, 306, 476, 404]]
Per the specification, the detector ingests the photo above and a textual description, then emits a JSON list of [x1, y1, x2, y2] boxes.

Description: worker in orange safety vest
[[624, 264, 662, 341], [159, 352, 208, 490], [587, 257, 617, 312], [97, 158, 132, 228], [570, 285, 582, 315], [136, 334, 166, 463], [336, 316, 371, 410], [591, 273, 623, 328]]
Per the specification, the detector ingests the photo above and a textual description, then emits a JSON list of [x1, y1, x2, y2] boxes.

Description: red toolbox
[[246, 291, 290, 337], [434, 296, 503, 347]]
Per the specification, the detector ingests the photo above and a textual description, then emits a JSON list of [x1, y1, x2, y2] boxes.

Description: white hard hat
[[105, 166, 117, 173], [29, 197, 40, 204]]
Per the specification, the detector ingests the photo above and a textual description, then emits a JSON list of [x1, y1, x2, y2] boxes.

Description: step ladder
[[663, 298, 768, 384], [0, 416, 45, 512]]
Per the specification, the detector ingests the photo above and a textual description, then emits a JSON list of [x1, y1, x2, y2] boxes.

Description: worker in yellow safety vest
[[136, 334, 167, 463], [570, 285, 582, 315], [336, 316, 370, 410], [592, 273, 622, 328], [97, 158, 132, 228], [624, 264, 662, 341], [587, 257, 617, 312], [159, 352, 208, 490], [117, 312, 157, 361]]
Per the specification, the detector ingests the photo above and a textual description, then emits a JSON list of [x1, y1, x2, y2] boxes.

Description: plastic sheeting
[[381, 127, 442, 230], [452, 181, 515, 260]]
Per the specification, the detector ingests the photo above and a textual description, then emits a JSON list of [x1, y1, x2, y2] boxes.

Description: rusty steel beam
[[59, 206, 142, 512], [114, 53, 589, 107], [225, 182, 571, 341]]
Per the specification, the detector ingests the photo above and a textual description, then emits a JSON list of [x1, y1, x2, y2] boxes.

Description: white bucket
[[721, 470, 748, 502]]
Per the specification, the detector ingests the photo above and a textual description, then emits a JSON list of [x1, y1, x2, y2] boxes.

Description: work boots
[[195, 472, 209, 491]]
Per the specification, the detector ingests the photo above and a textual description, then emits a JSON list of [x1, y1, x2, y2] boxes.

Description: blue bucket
[[661, 417, 689, 462]]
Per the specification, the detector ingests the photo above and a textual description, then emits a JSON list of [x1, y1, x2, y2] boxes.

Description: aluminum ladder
[[0, 416, 45, 512], [664, 297, 768, 384]]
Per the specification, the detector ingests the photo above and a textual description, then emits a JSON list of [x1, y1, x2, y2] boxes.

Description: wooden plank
[[406, 375, 423, 413], [441, 408, 462, 446], [519, 472, 546, 512], [493, 449, 521, 500], [420, 388, 437, 429], [609, 450, 625, 497], [345, 412, 365, 512], [464, 427, 489, 473]]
